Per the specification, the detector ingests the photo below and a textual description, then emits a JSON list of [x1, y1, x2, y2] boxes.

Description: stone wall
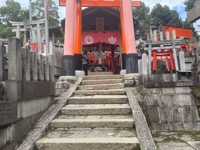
[[0, 96, 54, 150], [143, 87, 200, 131]]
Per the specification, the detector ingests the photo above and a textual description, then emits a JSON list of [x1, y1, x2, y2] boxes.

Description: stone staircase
[[36, 75, 140, 150]]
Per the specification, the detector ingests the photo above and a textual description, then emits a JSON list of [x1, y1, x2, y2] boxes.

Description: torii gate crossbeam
[[60, 0, 141, 7], [61, 0, 141, 76]]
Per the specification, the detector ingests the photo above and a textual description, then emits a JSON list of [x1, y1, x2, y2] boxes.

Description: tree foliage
[[0, 0, 29, 25], [184, 0, 197, 11], [133, 2, 150, 39], [150, 4, 179, 26], [0, 0, 59, 39], [32, 0, 59, 27]]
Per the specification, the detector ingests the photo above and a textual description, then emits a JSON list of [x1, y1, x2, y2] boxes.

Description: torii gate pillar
[[74, 1, 82, 71], [62, 0, 75, 76], [121, 0, 138, 73], [61, 0, 140, 75]]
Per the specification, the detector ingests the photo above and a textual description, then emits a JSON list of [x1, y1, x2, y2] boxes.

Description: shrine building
[[61, 7, 125, 74], [60, 0, 141, 76]]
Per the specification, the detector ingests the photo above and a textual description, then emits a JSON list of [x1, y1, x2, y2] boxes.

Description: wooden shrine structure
[[60, 0, 141, 75]]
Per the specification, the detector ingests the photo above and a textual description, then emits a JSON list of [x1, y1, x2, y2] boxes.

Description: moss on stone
[[192, 87, 200, 99], [152, 131, 161, 137], [162, 137, 184, 143], [133, 144, 141, 150], [136, 87, 142, 94]]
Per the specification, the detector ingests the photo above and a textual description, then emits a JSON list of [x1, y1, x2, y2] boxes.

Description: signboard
[[82, 32, 121, 46]]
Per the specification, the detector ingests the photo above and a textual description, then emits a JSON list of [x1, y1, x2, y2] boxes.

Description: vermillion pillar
[[62, 0, 75, 76], [120, 1, 126, 69], [74, 1, 82, 70], [121, 0, 138, 73]]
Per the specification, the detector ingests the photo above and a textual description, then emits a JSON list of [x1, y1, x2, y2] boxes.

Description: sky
[[0, 0, 187, 20], [1, 0, 199, 30]]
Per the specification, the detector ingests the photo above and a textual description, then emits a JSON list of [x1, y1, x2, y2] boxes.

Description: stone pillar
[[172, 30, 179, 71], [121, 0, 138, 73], [160, 32, 164, 41], [153, 30, 157, 42], [8, 38, 22, 81], [0, 41, 3, 81], [52, 33, 55, 45], [32, 30, 37, 43], [142, 53, 148, 75], [62, 0, 75, 76], [138, 59, 142, 75], [74, 1, 82, 71], [166, 32, 170, 40], [7, 38, 22, 100], [37, 23, 42, 53], [179, 51, 186, 71], [16, 25, 20, 39]]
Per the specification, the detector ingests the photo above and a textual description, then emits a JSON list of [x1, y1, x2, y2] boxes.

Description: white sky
[[1, 0, 200, 31], [0, 0, 186, 19]]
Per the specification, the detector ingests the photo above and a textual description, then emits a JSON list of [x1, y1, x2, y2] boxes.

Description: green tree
[[133, 2, 150, 40], [0, 0, 29, 25], [0, 0, 29, 38], [150, 4, 179, 26], [32, 0, 59, 27], [184, 0, 197, 11]]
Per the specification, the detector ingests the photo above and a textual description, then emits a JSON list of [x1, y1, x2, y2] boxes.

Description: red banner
[[82, 32, 121, 46]]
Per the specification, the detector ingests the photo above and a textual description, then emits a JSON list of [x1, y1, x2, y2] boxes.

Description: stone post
[[179, 51, 186, 71], [153, 30, 157, 42], [32, 52, 38, 81], [24, 48, 31, 81], [7, 38, 22, 100], [38, 54, 44, 81], [138, 59, 142, 75], [148, 44, 152, 74], [142, 53, 148, 75], [8, 38, 22, 81], [166, 32, 170, 40], [172, 30, 179, 71], [160, 32, 164, 41], [16, 25, 20, 39], [0, 41, 3, 81], [45, 57, 50, 81], [172, 30, 176, 40], [48, 41, 54, 81], [37, 23, 42, 53]]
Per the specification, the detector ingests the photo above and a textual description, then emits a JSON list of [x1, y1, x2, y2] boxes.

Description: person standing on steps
[[83, 51, 89, 76]]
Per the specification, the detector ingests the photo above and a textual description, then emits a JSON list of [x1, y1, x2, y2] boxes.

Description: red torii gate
[[60, 0, 141, 75]]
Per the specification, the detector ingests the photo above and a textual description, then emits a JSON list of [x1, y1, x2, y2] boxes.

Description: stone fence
[[0, 38, 62, 150]]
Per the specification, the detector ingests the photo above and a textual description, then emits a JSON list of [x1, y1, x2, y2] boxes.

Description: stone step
[[68, 95, 128, 104], [43, 128, 137, 138], [83, 75, 124, 80], [36, 137, 139, 150], [78, 83, 124, 90], [88, 71, 113, 75], [81, 79, 123, 85], [50, 118, 134, 128], [74, 89, 126, 96], [61, 104, 131, 115]]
